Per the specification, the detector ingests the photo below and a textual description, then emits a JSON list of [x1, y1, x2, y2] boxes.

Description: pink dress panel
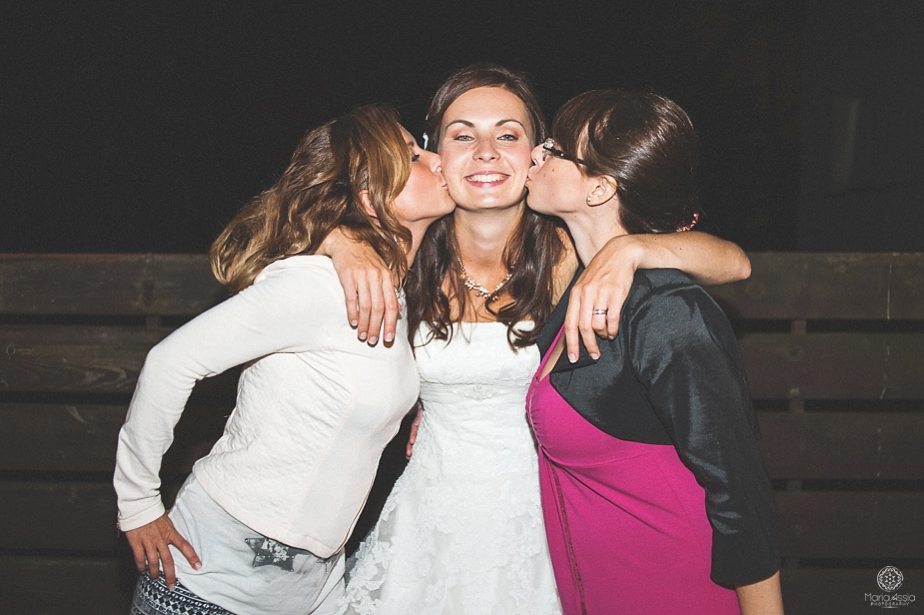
[[526, 331, 738, 615]]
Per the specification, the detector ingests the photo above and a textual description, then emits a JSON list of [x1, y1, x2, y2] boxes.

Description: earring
[[586, 196, 592, 204]]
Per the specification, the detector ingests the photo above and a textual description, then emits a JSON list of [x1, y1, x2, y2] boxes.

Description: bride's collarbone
[[450, 294, 515, 323]]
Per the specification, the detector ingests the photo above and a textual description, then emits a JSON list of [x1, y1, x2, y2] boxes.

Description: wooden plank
[[0, 480, 184, 552], [0, 403, 227, 473], [4, 481, 922, 560], [781, 568, 924, 615], [708, 252, 924, 320], [0, 555, 134, 615], [758, 412, 924, 480], [0, 325, 161, 393], [5, 404, 920, 479], [776, 492, 924, 558], [0, 325, 239, 395], [5, 326, 922, 398], [0, 557, 920, 615], [3, 252, 923, 320], [0, 481, 120, 551], [739, 332, 924, 399], [0, 254, 225, 316], [0, 403, 125, 473]]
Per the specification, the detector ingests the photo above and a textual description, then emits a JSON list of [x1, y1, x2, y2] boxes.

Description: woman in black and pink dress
[[525, 90, 783, 615]]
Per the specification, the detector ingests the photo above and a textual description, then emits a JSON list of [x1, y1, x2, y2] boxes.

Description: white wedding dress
[[340, 322, 561, 614]]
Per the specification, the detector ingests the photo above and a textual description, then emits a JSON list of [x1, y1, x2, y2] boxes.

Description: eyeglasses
[[541, 138, 587, 166]]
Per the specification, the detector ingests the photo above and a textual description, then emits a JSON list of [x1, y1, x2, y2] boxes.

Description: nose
[[530, 143, 546, 168], [474, 139, 499, 161], [422, 150, 442, 175]]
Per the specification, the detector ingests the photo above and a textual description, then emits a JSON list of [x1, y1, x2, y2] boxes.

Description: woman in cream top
[[114, 104, 454, 615]]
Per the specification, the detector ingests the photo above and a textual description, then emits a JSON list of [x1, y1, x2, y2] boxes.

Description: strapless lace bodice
[[413, 322, 540, 477], [415, 321, 539, 403]]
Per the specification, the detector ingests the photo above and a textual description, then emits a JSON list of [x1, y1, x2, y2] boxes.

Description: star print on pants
[[244, 537, 311, 571]]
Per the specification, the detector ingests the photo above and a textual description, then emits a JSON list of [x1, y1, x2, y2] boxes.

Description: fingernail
[[193, 562, 202, 570], [350, 320, 358, 328], [358, 332, 367, 341], [168, 583, 176, 591], [368, 336, 378, 345], [568, 353, 577, 363], [384, 332, 394, 343], [590, 352, 600, 360]]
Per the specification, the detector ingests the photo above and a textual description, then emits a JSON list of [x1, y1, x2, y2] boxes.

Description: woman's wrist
[[316, 228, 353, 258], [606, 234, 645, 271]]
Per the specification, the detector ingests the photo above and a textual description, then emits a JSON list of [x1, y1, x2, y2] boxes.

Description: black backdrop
[[3, 1, 922, 253]]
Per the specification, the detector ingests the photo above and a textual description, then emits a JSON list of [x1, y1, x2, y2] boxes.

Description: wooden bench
[[1, 253, 922, 614]]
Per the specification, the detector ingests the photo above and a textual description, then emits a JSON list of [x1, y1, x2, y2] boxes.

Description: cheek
[[399, 174, 426, 207], [537, 167, 571, 202], [538, 166, 557, 189], [437, 143, 464, 166], [436, 152, 465, 182], [507, 146, 535, 174]]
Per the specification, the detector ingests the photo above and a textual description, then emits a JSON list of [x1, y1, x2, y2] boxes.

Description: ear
[[358, 190, 378, 219], [585, 175, 618, 207]]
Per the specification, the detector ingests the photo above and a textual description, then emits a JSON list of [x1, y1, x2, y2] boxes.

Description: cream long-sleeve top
[[113, 255, 419, 558]]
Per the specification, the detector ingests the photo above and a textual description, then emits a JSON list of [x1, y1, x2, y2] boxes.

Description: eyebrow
[[444, 119, 528, 130]]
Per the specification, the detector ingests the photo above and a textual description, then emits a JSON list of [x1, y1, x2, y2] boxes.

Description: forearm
[[114, 345, 200, 530], [622, 231, 751, 285], [562, 231, 749, 356], [315, 227, 354, 258], [736, 572, 784, 614]]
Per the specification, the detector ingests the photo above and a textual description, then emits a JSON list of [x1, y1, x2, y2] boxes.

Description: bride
[[328, 64, 752, 614]]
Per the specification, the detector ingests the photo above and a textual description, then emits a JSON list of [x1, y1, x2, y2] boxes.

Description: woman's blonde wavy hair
[[210, 105, 412, 292]]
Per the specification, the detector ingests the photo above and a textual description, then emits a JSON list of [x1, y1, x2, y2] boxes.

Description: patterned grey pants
[[130, 574, 234, 615]]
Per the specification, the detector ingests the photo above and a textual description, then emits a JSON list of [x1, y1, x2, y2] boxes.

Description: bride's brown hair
[[210, 105, 412, 292]]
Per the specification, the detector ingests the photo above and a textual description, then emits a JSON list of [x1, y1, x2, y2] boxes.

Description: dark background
[[2, 1, 922, 254]]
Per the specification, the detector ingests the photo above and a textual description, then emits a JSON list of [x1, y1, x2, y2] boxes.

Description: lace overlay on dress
[[339, 322, 561, 614]]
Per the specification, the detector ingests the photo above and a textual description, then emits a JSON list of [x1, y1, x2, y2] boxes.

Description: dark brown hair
[[406, 63, 566, 347], [553, 89, 699, 234], [210, 105, 412, 292]]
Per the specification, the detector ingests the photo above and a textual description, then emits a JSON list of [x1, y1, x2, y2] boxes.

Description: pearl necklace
[[456, 258, 512, 300]]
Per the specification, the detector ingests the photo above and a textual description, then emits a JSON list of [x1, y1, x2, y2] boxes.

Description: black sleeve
[[628, 276, 781, 587]]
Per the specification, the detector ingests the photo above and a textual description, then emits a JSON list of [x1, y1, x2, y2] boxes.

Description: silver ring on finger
[[592, 308, 608, 316]]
